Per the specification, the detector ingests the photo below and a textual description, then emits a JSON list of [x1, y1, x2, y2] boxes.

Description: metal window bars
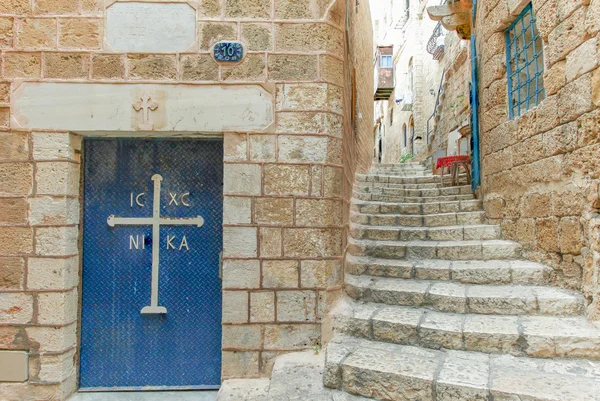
[[505, 3, 546, 119]]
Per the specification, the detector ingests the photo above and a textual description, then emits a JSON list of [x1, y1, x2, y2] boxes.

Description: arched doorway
[[402, 123, 407, 150]]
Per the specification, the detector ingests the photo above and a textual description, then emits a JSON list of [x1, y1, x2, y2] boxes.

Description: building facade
[[0, 0, 374, 399]]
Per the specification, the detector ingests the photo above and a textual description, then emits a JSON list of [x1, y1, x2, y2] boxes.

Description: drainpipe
[[470, 0, 481, 191]]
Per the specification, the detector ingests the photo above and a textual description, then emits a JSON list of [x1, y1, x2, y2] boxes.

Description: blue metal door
[[80, 138, 223, 390]]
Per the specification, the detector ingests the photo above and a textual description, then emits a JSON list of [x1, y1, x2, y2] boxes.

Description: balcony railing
[[427, 22, 445, 60]]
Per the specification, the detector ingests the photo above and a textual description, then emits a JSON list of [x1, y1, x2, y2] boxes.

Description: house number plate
[[214, 41, 244, 62]]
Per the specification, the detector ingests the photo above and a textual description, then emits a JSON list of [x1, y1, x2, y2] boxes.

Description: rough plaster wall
[[0, 0, 355, 398], [476, 0, 600, 318]]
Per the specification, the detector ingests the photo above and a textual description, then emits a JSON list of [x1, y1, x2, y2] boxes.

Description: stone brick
[[542, 122, 578, 156], [586, 0, 600, 35], [301, 259, 340, 288], [536, 217, 560, 252], [128, 54, 177, 80], [0, 0, 31, 14], [91, 54, 125, 80], [275, 0, 319, 18], [222, 351, 259, 378], [0, 163, 32, 196], [0, 198, 27, 224], [277, 290, 316, 322], [577, 108, 600, 147], [224, 133, 248, 162], [558, 73, 594, 123], [3, 52, 41, 78], [283, 228, 341, 257], [221, 54, 266, 82], [35, 226, 78, 256], [262, 260, 298, 288], [516, 218, 536, 247], [36, 162, 79, 196], [181, 54, 219, 81], [36, 348, 75, 382], [276, 23, 344, 54], [225, 0, 270, 18], [222, 291, 248, 324], [222, 325, 262, 349], [199, 22, 237, 51], [535, 0, 559, 39], [250, 291, 275, 323], [0, 227, 33, 255], [254, 198, 293, 225], [223, 196, 252, 225], [44, 53, 89, 79], [80, 0, 102, 15], [32, 132, 78, 161], [15, 18, 55, 48], [34, 0, 78, 15], [295, 199, 342, 226], [565, 37, 598, 82], [593, 68, 600, 106], [0, 257, 24, 289], [222, 259, 260, 289], [264, 164, 310, 196], [198, 0, 222, 17], [546, 6, 588, 65], [241, 23, 271, 51], [0, 106, 9, 128], [263, 324, 320, 350], [552, 187, 588, 216], [223, 163, 261, 195], [323, 166, 343, 197], [0, 82, 10, 103], [0, 326, 27, 349], [560, 217, 584, 254], [27, 257, 78, 290], [223, 227, 257, 258], [28, 196, 79, 226], [278, 136, 328, 163], [535, 95, 560, 134], [268, 54, 317, 81], [310, 165, 323, 197], [249, 134, 276, 162], [26, 323, 76, 353], [276, 112, 323, 134], [544, 60, 566, 96], [260, 227, 282, 258], [276, 83, 343, 113], [564, 143, 600, 179], [0, 293, 33, 324]]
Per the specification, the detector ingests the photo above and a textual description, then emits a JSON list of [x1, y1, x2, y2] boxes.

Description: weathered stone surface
[[0, 227, 33, 255], [222, 325, 262, 349], [91, 54, 125, 80], [0, 132, 28, 161], [262, 260, 298, 288], [278, 135, 329, 163], [223, 227, 258, 257], [296, 199, 343, 226], [255, 198, 293, 225], [268, 54, 318, 81], [249, 135, 276, 162], [283, 228, 342, 257], [276, 23, 344, 54], [277, 290, 317, 322], [222, 291, 249, 324], [27, 257, 78, 290], [223, 196, 252, 225], [223, 260, 260, 289], [128, 54, 177, 80], [16, 18, 56, 48], [264, 164, 310, 196], [0, 258, 24, 290], [106, 3, 196, 53], [250, 291, 275, 323], [44, 53, 89, 79], [4, 52, 41, 78], [224, 164, 262, 195], [35, 162, 79, 196], [260, 227, 282, 258], [221, 54, 266, 82], [222, 351, 259, 378], [199, 22, 237, 51], [37, 289, 78, 325], [59, 18, 102, 49], [263, 324, 320, 350], [241, 23, 272, 51], [181, 54, 218, 81]]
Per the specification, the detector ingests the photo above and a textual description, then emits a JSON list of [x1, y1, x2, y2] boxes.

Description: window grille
[[380, 55, 393, 68], [505, 3, 545, 118]]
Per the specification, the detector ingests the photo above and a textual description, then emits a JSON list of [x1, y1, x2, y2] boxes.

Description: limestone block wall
[[428, 32, 471, 159], [476, 0, 600, 317], [0, 0, 354, 398]]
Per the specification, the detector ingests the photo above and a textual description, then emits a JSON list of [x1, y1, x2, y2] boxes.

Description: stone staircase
[[324, 162, 600, 401]]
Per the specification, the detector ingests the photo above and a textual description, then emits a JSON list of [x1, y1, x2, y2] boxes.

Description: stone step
[[345, 274, 585, 316], [351, 210, 486, 227], [333, 300, 600, 360], [350, 223, 501, 241], [357, 181, 443, 190], [348, 238, 522, 260], [351, 199, 483, 215], [324, 334, 600, 401], [356, 185, 472, 198], [357, 173, 438, 183], [345, 255, 549, 285], [354, 192, 475, 203]]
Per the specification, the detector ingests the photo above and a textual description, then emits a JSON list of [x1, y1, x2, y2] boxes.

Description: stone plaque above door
[[106, 2, 197, 53]]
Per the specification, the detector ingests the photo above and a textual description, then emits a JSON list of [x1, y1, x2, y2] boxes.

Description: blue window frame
[[505, 3, 545, 118], [380, 55, 393, 68]]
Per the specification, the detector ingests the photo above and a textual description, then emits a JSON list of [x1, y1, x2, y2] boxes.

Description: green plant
[[314, 343, 322, 355], [401, 154, 414, 163]]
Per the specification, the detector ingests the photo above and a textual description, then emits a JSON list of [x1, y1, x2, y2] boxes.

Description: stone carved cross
[[107, 174, 204, 315], [133, 93, 159, 130]]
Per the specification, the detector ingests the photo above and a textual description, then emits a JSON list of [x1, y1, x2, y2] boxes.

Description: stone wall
[[476, 0, 600, 317], [0, 0, 358, 398]]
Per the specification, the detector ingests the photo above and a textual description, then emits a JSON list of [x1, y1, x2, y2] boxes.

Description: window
[[380, 55, 393, 68], [505, 3, 545, 118]]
